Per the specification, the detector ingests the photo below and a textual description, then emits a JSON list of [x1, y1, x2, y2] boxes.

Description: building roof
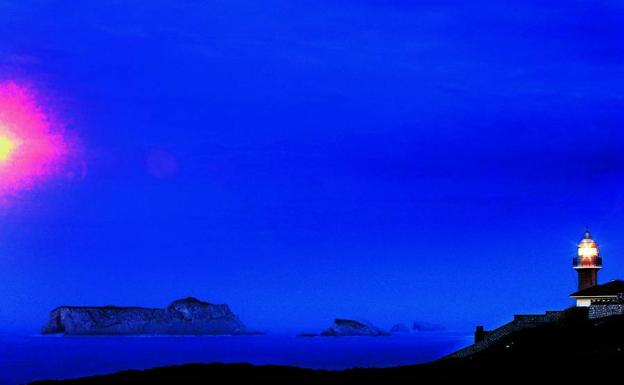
[[570, 280, 624, 297]]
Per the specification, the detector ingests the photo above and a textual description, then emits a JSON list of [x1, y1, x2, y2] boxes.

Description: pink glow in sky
[[0, 82, 70, 197]]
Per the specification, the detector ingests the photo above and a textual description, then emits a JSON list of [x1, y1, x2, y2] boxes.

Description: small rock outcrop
[[412, 321, 445, 332], [390, 323, 410, 333], [42, 297, 254, 335], [320, 319, 389, 336]]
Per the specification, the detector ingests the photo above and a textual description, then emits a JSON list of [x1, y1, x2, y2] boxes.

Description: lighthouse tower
[[573, 228, 602, 291]]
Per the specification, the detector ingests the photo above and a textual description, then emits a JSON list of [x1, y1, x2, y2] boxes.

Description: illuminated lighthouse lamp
[[573, 228, 602, 291], [578, 239, 598, 258], [575, 230, 601, 264]]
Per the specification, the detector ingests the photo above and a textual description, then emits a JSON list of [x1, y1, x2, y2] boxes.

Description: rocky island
[[412, 321, 445, 332], [319, 318, 390, 336], [42, 297, 255, 335], [390, 323, 410, 333]]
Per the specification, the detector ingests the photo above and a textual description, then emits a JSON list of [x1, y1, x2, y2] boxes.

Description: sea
[[0, 332, 472, 385]]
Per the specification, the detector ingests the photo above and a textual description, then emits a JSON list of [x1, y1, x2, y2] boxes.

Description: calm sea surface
[[0, 333, 471, 385]]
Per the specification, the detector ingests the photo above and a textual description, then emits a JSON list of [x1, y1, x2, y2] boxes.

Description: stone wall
[[589, 304, 624, 319], [445, 310, 564, 359]]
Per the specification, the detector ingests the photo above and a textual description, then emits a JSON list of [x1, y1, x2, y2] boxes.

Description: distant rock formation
[[390, 323, 410, 333], [320, 319, 390, 336], [412, 321, 445, 332], [42, 297, 255, 335]]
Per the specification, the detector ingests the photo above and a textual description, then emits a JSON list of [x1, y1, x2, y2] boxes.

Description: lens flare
[[0, 134, 16, 162], [0, 81, 69, 198]]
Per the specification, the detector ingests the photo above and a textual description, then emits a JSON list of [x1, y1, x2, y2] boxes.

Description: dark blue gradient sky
[[1, 0, 624, 333]]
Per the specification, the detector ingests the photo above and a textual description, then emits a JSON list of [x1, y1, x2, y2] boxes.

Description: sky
[[0, 0, 624, 333]]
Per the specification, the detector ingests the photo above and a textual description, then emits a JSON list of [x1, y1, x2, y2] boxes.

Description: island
[[320, 318, 390, 336], [41, 297, 256, 335], [412, 321, 445, 332], [390, 323, 410, 333]]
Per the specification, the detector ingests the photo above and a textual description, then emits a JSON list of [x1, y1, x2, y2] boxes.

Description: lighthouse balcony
[[573, 256, 602, 268]]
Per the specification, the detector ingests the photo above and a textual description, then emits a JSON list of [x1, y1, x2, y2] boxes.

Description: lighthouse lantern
[[573, 228, 602, 291]]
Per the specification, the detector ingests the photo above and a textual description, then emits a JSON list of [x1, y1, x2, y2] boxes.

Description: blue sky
[[0, 0, 624, 333]]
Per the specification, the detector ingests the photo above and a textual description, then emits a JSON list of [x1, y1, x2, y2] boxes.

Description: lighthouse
[[573, 228, 602, 291]]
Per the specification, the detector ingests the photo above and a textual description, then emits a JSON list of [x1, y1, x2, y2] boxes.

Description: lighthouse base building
[[570, 280, 624, 308]]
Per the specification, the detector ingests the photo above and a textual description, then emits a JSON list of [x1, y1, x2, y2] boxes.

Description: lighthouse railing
[[572, 256, 602, 268]]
